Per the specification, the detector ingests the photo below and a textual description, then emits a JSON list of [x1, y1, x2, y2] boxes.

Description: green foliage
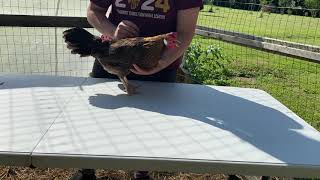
[[295, 0, 305, 6], [260, 0, 272, 5], [183, 43, 232, 86], [207, 0, 215, 12], [278, 0, 295, 14], [259, 11, 264, 17], [304, 0, 320, 8], [208, 0, 215, 5], [304, 0, 320, 17], [278, 0, 296, 7], [205, 0, 319, 17], [259, 0, 304, 7]]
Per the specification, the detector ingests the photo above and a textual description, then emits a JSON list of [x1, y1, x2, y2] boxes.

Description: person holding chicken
[[70, 0, 203, 179], [88, 0, 203, 83]]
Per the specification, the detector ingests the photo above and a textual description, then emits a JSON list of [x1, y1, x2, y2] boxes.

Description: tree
[[260, 0, 275, 13], [278, 0, 295, 6], [295, 0, 305, 7], [260, 0, 273, 5], [278, 0, 295, 14], [208, 0, 215, 12], [304, 0, 320, 17]]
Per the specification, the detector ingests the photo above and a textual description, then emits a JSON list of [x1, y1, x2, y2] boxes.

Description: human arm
[[131, 7, 200, 75], [87, 1, 139, 39]]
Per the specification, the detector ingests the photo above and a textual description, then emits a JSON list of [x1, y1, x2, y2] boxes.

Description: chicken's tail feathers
[[63, 27, 104, 57]]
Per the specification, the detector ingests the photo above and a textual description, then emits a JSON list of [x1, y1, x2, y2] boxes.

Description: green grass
[[198, 5, 320, 46], [195, 6, 320, 129], [191, 36, 320, 130]]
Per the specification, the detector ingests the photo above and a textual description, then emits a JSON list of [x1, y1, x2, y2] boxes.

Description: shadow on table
[[88, 82, 320, 165]]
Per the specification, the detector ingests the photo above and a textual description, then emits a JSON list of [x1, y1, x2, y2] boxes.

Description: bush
[[183, 43, 232, 86], [304, 0, 320, 17], [278, 0, 295, 7], [279, 0, 295, 14]]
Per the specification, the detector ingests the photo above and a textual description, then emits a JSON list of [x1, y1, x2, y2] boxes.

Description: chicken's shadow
[[88, 82, 320, 165]]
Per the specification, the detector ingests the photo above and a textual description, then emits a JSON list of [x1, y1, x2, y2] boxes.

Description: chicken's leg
[[118, 75, 139, 95]]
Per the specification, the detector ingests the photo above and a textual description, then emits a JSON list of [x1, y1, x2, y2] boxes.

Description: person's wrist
[[101, 25, 117, 40], [158, 58, 171, 69], [109, 26, 117, 39]]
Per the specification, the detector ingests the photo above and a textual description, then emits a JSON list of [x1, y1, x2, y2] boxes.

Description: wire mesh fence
[[198, 1, 320, 46], [0, 0, 319, 130], [0, 27, 97, 76], [192, 0, 320, 129], [192, 36, 320, 129], [0, 0, 89, 16]]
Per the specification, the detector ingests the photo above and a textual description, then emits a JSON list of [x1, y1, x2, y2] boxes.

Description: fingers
[[130, 64, 163, 75], [130, 64, 142, 74], [122, 20, 139, 33], [114, 20, 140, 39], [118, 28, 136, 39]]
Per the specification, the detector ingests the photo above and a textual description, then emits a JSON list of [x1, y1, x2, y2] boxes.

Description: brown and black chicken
[[63, 27, 179, 95]]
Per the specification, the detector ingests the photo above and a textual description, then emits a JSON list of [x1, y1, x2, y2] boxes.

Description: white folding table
[[1, 74, 320, 178]]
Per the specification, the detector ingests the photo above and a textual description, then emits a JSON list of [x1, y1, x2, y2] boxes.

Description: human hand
[[112, 20, 139, 40], [130, 60, 169, 75]]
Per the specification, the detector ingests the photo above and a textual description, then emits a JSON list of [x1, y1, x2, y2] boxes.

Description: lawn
[[198, 5, 320, 46]]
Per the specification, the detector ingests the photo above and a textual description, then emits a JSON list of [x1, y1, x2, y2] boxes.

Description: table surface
[[1, 74, 320, 178]]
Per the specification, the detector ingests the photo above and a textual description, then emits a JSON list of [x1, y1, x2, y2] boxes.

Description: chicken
[[63, 27, 179, 95]]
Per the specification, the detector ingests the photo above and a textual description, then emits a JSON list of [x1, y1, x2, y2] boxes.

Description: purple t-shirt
[[90, 0, 203, 69]]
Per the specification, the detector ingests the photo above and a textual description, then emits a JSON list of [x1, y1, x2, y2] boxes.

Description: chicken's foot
[[119, 76, 140, 95]]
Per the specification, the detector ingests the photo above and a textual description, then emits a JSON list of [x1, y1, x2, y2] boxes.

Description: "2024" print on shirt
[[115, 0, 170, 13]]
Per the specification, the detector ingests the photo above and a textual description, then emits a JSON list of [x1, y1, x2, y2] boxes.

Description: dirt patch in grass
[[232, 77, 257, 85]]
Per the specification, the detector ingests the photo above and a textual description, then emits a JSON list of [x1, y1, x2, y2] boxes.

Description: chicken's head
[[164, 32, 180, 49]]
